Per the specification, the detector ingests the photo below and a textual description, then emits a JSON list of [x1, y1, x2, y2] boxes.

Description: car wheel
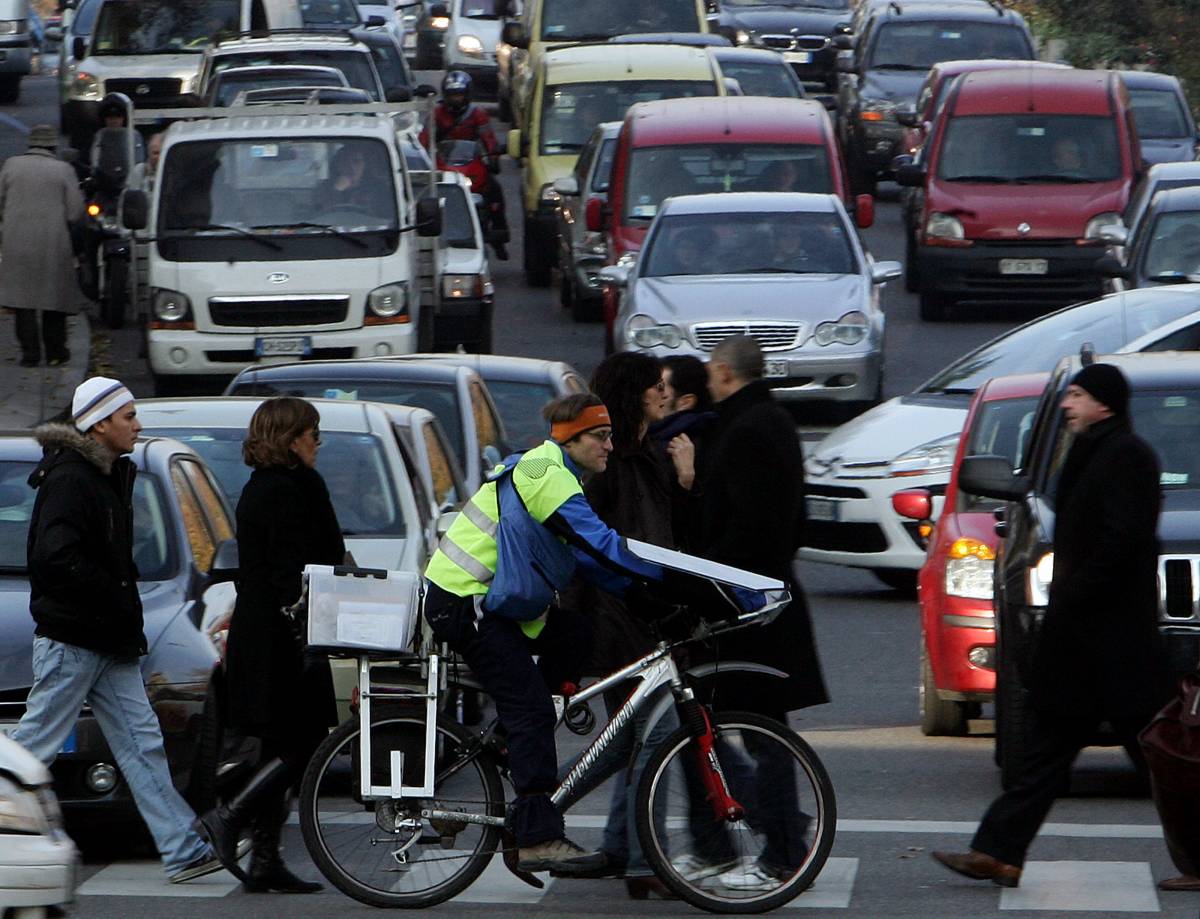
[[995, 651, 1034, 790], [184, 678, 224, 815], [919, 289, 951, 322], [0, 75, 20, 104], [417, 302, 436, 352], [904, 234, 920, 293], [920, 644, 969, 736], [851, 160, 877, 197], [560, 273, 574, 310], [473, 303, 494, 354], [873, 568, 917, 594], [101, 255, 129, 329], [523, 219, 552, 287]]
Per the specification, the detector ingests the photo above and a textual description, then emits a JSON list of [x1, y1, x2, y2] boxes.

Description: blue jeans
[[13, 636, 211, 875]]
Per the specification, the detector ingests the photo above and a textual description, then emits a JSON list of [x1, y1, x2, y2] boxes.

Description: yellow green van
[[499, 0, 710, 131], [506, 41, 725, 286]]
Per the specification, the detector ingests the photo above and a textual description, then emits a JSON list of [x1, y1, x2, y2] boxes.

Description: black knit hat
[[1070, 363, 1129, 415]]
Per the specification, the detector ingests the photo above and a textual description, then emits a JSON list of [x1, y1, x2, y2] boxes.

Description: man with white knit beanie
[[13, 377, 226, 883]]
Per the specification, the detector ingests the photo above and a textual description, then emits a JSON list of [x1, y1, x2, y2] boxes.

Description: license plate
[[806, 497, 841, 522], [255, 336, 312, 357], [785, 51, 813, 64], [764, 359, 789, 378], [999, 258, 1048, 275], [0, 723, 74, 752]]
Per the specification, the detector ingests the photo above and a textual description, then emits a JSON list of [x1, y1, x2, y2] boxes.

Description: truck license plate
[[255, 336, 312, 357], [999, 258, 1048, 275], [764, 359, 789, 378], [806, 497, 840, 522], [785, 51, 813, 64]]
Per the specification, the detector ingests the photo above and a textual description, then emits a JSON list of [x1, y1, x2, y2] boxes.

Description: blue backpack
[[483, 460, 577, 621]]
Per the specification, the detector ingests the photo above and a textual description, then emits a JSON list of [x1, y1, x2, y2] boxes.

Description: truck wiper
[[1012, 174, 1094, 184], [168, 224, 283, 250], [252, 222, 370, 248]]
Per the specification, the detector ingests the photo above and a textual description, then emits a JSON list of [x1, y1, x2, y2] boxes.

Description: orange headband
[[551, 404, 612, 444]]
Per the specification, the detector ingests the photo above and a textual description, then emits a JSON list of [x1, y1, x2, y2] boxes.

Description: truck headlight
[[368, 282, 409, 319], [0, 776, 45, 835], [627, 313, 682, 348], [1084, 211, 1122, 241], [0, 19, 24, 35], [153, 289, 192, 322], [456, 34, 485, 55], [442, 273, 491, 298], [944, 537, 995, 600], [813, 310, 868, 346], [72, 70, 102, 100], [1026, 551, 1054, 607], [888, 432, 959, 478]]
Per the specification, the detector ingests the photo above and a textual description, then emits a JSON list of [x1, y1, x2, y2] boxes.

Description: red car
[[893, 372, 1048, 736]]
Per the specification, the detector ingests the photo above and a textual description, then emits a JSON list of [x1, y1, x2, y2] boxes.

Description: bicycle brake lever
[[500, 830, 545, 889]]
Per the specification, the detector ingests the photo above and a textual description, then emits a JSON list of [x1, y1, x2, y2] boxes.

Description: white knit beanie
[[72, 377, 134, 432]]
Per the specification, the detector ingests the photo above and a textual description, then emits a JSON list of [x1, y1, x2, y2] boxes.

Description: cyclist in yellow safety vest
[[424, 392, 663, 876]]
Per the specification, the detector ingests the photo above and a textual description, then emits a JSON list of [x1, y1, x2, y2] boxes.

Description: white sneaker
[[672, 854, 739, 883], [714, 858, 785, 892]]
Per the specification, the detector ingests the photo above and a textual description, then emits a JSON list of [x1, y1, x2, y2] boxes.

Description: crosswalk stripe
[[786, 857, 858, 909], [999, 861, 1160, 913], [78, 861, 241, 898]]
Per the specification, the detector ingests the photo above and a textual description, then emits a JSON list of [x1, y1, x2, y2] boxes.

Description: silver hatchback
[[606, 192, 900, 408]]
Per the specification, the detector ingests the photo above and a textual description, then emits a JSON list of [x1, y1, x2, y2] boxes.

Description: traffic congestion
[[2, 0, 1200, 914]]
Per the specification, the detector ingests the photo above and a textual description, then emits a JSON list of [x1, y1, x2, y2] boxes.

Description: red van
[[898, 68, 1142, 321], [592, 95, 869, 348]]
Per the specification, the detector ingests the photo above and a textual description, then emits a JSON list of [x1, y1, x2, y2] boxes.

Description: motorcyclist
[[421, 70, 510, 260], [89, 93, 145, 185]]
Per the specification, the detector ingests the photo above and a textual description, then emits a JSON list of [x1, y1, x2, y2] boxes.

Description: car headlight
[[925, 212, 965, 242], [1026, 551, 1053, 607], [627, 313, 682, 349], [442, 273, 491, 298], [72, 70, 102, 100], [1084, 211, 1122, 241], [456, 34, 485, 55], [0, 19, 24, 34], [153, 288, 192, 322], [859, 97, 899, 123], [539, 183, 561, 207], [888, 432, 959, 478], [813, 310, 869, 346], [944, 537, 995, 600], [368, 281, 409, 318], [735, 28, 751, 45], [0, 776, 46, 835], [430, 15, 450, 29]]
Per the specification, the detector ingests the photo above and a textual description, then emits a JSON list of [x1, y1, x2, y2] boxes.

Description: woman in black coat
[[197, 397, 346, 893]]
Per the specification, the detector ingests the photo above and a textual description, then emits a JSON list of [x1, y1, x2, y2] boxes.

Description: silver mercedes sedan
[[604, 192, 901, 409]]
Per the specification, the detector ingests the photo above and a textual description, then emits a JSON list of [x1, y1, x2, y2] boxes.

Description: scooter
[[436, 138, 509, 258]]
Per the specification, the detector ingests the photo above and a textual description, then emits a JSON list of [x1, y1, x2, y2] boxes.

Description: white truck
[[126, 100, 443, 394]]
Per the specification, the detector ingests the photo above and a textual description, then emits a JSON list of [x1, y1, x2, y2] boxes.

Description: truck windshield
[[540, 81, 716, 155], [936, 114, 1122, 184], [868, 21, 1031, 71], [540, 0, 700, 40], [642, 211, 854, 277], [625, 143, 832, 220], [298, 0, 362, 27], [158, 137, 399, 261], [92, 0, 240, 54], [213, 49, 381, 98], [460, 0, 505, 19]]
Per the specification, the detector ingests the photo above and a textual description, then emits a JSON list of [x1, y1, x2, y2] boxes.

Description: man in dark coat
[[696, 335, 829, 716], [934, 362, 1168, 888], [13, 377, 221, 883]]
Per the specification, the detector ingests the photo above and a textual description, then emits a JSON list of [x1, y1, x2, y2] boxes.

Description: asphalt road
[[2, 72, 1195, 917]]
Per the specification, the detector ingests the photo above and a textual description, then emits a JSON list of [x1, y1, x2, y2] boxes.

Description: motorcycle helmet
[[442, 70, 472, 114], [97, 92, 133, 127]]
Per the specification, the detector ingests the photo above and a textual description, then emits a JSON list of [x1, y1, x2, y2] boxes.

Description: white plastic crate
[[305, 564, 422, 654]]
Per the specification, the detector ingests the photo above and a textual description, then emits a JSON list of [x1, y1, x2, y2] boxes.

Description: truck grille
[[105, 78, 183, 106], [208, 296, 349, 327], [692, 321, 802, 352], [1160, 556, 1200, 624], [760, 34, 828, 51]]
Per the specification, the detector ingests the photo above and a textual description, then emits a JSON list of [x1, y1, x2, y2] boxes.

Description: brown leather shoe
[[932, 850, 1021, 888], [1158, 875, 1200, 891]]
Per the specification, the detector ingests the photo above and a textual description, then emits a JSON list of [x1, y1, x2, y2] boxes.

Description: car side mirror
[[415, 196, 442, 237], [871, 260, 902, 284], [385, 86, 412, 102], [414, 83, 438, 98], [506, 128, 522, 160], [833, 33, 853, 50], [72, 35, 86, 59], [1097, 224, 1128, 246], [552, 175, 579, 196], [895, 107, 919, 128], [207, 538, 239, 584], [502, 20, 527, 49], [854, 193, 874, 229], [958, 455, 1025, 501], [597, 265, 630, 287], [891, 488, 932, 521], [429, 2, 448, 16], [1095, 253, 1129, 279], [366, 14, 387, 26], [120, 188, 148, 231], [895, 161, 926, 188], [436, 510, 459, 538], [585, 196, 604, 232]]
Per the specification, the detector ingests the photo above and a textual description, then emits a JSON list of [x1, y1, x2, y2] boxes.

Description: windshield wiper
[[870, 62, 926, 70], [740, 266, 807, 273], [1146, 272, 1200, 284], [1012, 174, 1095, 184], [943, 174, 1013, 183], [167, 224, 283, 250], [252, 222, 370, 248]]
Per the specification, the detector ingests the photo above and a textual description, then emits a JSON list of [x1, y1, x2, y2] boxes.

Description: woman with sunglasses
[[196, 397, 346, 893]]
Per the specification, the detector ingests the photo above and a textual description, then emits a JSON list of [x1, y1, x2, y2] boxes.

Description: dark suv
[[835, 0, 1034, 194], [714, 0, 852, 92], [959, 352, 1200, 789]]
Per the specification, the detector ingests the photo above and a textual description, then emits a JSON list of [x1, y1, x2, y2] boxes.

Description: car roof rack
[[213, 28, 361, 48], [1080, 341, 1096, 366]]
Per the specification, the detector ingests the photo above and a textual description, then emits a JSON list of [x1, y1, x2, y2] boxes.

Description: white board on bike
[[624, 538, 787, 592]]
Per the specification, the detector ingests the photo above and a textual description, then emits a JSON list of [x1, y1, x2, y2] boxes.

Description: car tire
[[560, 273, 574, 310], [873, 568, 917, 594], [904, 235, 920, 293], [417, 302, 436, 352], [184, 678, 224, 815], [0, 75, 20, 104], [920, 644, 969, 736], [995, 651, 1035, 791], [919, 288, 951, 322], [523, 219, 552, 287], [101, 256, 129, 329]]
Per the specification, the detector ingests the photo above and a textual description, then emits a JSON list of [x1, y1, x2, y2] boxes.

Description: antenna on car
[[986, 0, 1006, 15], [888, 1, 903, 14], [1080, 342, 1096, 366]]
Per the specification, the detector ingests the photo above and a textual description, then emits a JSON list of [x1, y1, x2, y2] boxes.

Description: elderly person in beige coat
[[0, 124, 85, 367]]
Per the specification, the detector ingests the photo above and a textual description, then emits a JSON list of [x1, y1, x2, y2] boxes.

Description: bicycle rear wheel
[[299, 712, 504, 908], [635, 710, 836, 914]]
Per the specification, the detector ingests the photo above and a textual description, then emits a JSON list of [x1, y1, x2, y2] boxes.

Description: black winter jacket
[[26, 423, 144, 657]]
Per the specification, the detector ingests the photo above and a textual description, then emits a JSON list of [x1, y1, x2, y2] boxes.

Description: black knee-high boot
[[195, 758, 291, 882], [244, 793, 323, 894]]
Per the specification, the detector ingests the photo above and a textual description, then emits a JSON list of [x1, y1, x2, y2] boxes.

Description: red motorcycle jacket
[[421, 102, 499, 158]]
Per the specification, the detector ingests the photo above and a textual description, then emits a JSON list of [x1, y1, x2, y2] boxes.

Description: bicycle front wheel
[[299, 712, 504, 908], [635, 711, 836, 914]]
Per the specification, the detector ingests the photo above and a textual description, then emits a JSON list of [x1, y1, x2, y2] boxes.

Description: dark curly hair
[[589, 352, 664, 452], [243, 397, 320, 469]]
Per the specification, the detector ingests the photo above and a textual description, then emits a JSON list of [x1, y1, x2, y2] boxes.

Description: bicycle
[[296, 558, 837, 913]]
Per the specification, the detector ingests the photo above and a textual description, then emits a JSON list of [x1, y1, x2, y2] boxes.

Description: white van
[[0, 0, 33, 103], [124, 105, 442, 394]]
